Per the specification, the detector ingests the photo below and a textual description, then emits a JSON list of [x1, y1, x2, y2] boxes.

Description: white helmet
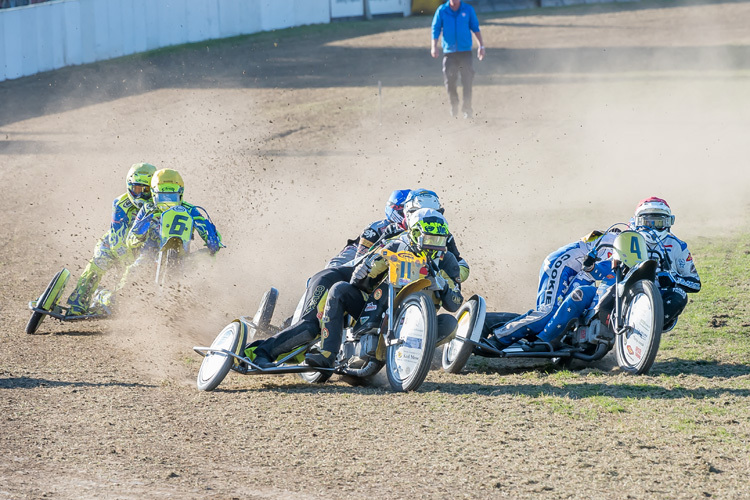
[[403, 189, 443, 216], [633, 197, 674, 241]]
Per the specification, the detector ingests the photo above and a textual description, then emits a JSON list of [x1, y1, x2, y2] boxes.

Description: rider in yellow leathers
[[125, 169, 223, 266], [65, 163, 157, 315]]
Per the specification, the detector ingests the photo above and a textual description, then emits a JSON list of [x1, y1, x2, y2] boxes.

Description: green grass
[[657, 232, 750, 368]]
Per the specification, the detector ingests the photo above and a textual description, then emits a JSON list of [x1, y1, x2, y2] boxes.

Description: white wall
[[0, 0, 335, 82]]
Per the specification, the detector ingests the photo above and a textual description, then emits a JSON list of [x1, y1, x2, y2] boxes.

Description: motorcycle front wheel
[[197, 321, 246, 391], [386, 292, 437, 392], [615, 280, 664, 375]]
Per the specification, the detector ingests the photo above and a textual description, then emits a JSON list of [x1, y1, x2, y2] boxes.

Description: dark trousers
[[661, 287, 688, 329], [319, 282, 367, 355], [253, 266, 354, 359], [443, 51, 474, 113]]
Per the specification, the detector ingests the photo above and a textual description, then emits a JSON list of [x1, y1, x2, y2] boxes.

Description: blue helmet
[[385, 189, 411, 224]]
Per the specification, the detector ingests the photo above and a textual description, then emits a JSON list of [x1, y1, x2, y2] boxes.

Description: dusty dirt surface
[[2, 0, 750, 498]]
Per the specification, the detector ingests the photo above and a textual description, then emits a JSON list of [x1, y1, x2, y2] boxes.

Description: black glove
[[582, 251, 598, 271], [657, 271, 676, 288]]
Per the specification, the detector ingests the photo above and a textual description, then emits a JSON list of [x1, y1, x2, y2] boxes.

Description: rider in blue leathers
[[487, 230, 617, 350]]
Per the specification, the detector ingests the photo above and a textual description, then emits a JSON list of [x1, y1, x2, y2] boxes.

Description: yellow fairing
[[613, 230, 648, 268]]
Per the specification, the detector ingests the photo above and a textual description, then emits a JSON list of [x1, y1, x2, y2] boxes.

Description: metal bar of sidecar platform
[[27, 302, 105, 322], [192, 347, 334, 374], [455, 337, 574, 360]]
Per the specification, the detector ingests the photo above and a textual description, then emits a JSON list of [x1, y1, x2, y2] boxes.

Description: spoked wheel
[[197, 321, 247, 391], [26, 268, 70, 335], [386, 292, 438, 392], [615, 280, 664, 375], [442, 299, 480, 374]]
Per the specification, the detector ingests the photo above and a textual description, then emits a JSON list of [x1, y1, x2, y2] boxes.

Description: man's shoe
[[66, 305, 88, 317], [520, 341, 551, 353], [463, 110, 473, 119], [305, 351, 334, 369], [251, 353, 274, 369], [484, 334, 510, 352], [450, 106, 459, 118]]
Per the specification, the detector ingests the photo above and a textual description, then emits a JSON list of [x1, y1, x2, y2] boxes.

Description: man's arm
[[431, 7, 442, 58], [470, 9, 484, 60], [474, 31, 485, 60]]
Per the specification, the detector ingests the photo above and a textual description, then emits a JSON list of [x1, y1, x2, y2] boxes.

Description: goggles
[[635, 214, 674, 230], [418, 233, 448, 251], [129, 184, 151, 198]]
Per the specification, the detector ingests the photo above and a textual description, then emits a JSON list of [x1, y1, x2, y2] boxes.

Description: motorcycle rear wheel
[[197, 321, 246, 391], [615, 280, 664, 375], [386, 292, 437, 392]]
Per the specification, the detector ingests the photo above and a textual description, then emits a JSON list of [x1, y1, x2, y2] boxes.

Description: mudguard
[[456, 294, 487, 344]]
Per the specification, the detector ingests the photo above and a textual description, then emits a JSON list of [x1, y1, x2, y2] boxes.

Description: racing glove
[[351, 259, 372, 283], [657, 271, 677, 288], [582, 251, 598, 272]]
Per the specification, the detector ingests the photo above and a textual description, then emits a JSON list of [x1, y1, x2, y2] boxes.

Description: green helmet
[[406, 208, 449, 255], [126, 163, 157, 208]]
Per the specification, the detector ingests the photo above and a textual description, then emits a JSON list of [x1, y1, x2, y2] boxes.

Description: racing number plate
[[381, 249, 426, 287], [160, 207, 194, 246]]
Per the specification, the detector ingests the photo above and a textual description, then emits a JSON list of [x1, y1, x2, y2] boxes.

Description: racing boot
[[304, 348, 335, 369], [436, 313, 459, 347], [65, 288, 90, 316], [65, 260, 106, 316], [88, 289, 116, 316]]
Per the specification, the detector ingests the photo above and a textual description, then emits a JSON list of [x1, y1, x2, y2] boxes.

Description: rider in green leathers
[[65, 163, 157, 315]]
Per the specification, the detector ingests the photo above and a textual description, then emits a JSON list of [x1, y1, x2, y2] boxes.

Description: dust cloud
[[2, 0, 749, 374]]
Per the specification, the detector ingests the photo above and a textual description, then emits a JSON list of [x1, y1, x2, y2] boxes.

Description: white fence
[[0, 0, 411, 82]]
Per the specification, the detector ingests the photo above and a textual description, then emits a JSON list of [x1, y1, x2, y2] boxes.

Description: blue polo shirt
[[431, 1, 480, 54]]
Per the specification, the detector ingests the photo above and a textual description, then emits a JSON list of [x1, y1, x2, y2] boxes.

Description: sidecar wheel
[[26, 312, 45, 335], [616, 280, 664, 375], [298, 369, 331, 384], [197, 321, 246, 391], [26, 269, 70, 335], [386, 292, 438, 392], [441, 300, 479, 373]]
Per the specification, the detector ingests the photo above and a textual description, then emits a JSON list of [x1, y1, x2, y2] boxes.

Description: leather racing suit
[[65, 193, 141, 314]]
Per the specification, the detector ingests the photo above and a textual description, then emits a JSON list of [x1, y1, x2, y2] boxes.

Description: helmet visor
[[418, 233, 447, 251], [636, 214, 673, 230], [154, 191, 181, 208]]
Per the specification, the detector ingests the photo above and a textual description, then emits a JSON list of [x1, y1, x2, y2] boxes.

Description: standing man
[[431, 0, 485, 119]]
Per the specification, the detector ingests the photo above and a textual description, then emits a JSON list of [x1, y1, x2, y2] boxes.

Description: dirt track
[[2, 1, 750, 498]]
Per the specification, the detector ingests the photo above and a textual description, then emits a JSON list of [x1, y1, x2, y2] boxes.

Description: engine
[[342, 333, 379, 369]]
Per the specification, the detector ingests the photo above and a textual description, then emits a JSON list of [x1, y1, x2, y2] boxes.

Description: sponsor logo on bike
[[365, 303, 377, 312], [373, 289, 382, 300], [321, 328, 329, 339], [626, 345, 634, 355]]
